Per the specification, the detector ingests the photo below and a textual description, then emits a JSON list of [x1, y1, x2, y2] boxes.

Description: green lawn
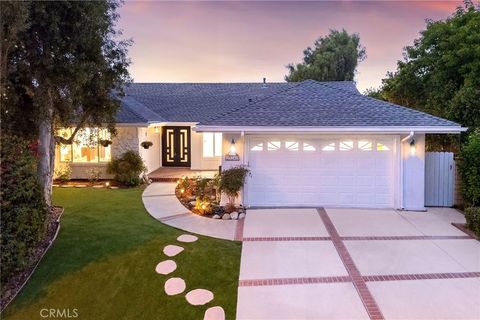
[[3, 188, 241, 320]]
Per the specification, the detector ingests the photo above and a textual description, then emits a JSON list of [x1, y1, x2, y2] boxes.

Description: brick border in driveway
[[317, 208, 385, 320]]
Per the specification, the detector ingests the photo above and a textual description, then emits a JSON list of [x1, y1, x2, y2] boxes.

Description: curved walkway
[[142, 183, 241, 240]]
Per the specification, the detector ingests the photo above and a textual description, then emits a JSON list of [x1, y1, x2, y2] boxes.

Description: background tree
[[368, 1, 480, 150], [1, 1, 131, 205], [285, 29, 366, 82]]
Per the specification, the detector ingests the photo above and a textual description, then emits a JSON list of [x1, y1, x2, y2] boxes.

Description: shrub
[[459, 130, 480, 206], [86, 168, 102, 184], [194, 177, 210, 198], [220, 166, 250, 210], [465, 207, 480, 237], [54, 163, 71, 182], [1, 135, 47, 286], [107, 150, 146, 186]]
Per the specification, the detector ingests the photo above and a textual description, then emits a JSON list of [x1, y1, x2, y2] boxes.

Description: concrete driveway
[[236, 207, 480, 320]]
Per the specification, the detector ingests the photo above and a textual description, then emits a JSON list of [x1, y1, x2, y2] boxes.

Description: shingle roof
[[116, 80, 460, 128], [118, 82, 296, 123], [198, 80, 460, 127]]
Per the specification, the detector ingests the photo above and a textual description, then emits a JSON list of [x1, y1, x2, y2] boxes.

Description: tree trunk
[[37, 106, 55, 207]]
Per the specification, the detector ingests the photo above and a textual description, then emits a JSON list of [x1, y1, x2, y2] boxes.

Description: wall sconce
[[229, 139, 237, 155], [409, 139, 416, 156]]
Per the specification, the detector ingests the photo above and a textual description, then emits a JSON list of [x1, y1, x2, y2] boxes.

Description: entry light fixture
[[229, 139, 237, 155], [409, 139, 416, 156]]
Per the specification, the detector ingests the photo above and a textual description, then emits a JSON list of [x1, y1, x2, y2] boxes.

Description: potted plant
[[99, 139, 112, 147], [219, 166, 250, 212], [140, 141, 153, 149]]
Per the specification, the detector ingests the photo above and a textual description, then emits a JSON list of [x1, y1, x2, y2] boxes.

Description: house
[[54, 79, 464, 210]]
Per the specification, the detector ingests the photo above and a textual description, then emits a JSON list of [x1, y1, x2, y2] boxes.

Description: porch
[[148, 167, 218, 182]]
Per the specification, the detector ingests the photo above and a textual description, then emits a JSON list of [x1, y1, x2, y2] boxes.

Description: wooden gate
[[425, 152, 455, 207]]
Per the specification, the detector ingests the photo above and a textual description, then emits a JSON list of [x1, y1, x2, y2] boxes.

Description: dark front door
[[162, 126, 191, 167]]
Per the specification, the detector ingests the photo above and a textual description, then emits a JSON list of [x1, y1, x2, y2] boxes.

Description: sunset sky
[[117, 1, 462, 92]]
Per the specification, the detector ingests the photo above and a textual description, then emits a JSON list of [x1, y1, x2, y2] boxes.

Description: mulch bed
[[451, 222, 479, 240], [0, 206, 64, 312]]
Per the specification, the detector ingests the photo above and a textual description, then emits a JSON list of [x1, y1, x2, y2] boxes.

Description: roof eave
[[193, 125, 467, 134]]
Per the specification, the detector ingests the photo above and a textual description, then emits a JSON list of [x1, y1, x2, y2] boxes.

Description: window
[[285, 141, 299, 151], [267, 141, 281, 151], [303, 142, 316, 151], [321, 142, 336, 151], [376, 142, 391, 151], [59, 127, 111, 163], [251, 142, 264, 151], [358, 140, 373, 151], [339, 140, 354, 151], [203, 132, 222, 157]]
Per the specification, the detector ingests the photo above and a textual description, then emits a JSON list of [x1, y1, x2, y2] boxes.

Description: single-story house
[[55, 79, 464, 211]]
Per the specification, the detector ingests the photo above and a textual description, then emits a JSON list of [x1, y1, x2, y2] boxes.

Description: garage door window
[[377, 142, 391, 151], [251, 142, 263, 151], [322, 142, 336, 151], [267, 141, 281, 151], [339, 140, 354, 151], [303, 142, 316, 151], [358, 140, 373, 151], [286, 141, 299, 151]]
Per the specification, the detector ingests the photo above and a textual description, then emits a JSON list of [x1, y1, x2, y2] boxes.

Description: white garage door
[[245, 135, 397, 208]]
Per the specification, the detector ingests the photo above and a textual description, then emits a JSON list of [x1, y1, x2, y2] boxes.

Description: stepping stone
[[204, 306, 225, 320], [61, 185, 73, 188], [185, 289, 214, 306], [155, 260, 177, 275], [164, 277, 186, 296], [110, 186, 119, 189], [92, 185, 103, 189], [75, 184, 87, 188], [163, 245, 184, 257], [177, 234, 198, 243]]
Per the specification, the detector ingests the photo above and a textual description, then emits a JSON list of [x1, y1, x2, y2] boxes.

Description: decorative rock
[[185, 289, 214, 305], [163, 245, 184, 257], [230, 212, 239, 220], [155, 260, 177, 275], [222, 213, 231, 220], [239, 213, 246, 219], [177, 234, 198, 243], [189, 201, 197, 206], [164, 277, 186, 296], [204, 306, 225, 320], [212, 215, 221, 219]]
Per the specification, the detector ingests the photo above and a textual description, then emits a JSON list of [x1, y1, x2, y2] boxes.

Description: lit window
[[358, 140, 373, 151], [286, 141, 299, 151], [303, 143, 316, 151], [251, 142, 263, 151], [339, 141, 354, 151], [267, 141, 281, 151], [322, 142, 336, 151], [377, 142, 391, 151], [58, 127, 111, 163], [203, 132, 222, 157]]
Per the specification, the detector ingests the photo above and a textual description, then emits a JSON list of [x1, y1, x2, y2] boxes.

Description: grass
[[3, 188, 242, 320]]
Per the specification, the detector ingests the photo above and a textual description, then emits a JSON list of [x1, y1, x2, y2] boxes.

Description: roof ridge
[[199, 81, 304, 123]]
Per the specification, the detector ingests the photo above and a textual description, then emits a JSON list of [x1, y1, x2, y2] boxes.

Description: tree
[[1, 1, 131, 205], [373, 1, 480, 149], [285, 29, 366, 82]]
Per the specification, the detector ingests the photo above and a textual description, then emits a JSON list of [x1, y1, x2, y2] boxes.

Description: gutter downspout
[[399, 131, 414, 210]]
